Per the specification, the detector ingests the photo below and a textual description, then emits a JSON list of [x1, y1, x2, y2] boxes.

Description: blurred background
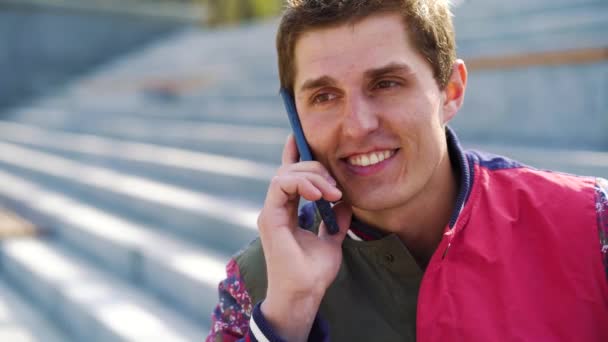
[[0, 0, 606, 341]]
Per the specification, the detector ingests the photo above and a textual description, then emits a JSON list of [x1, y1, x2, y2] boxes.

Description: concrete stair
[[0, 20, 282, 342], [0, 278, 70, 342], [451, 0, 608, 149], [1, 238, 207, 341], [0, 168, 236, 324]]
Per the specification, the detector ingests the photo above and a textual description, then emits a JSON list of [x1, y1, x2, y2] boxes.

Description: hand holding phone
[[280, 88, 340, 235], [257, 91, 350, 339]]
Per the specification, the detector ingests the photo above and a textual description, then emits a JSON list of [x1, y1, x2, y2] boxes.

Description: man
[[206, 0, 608, 341]]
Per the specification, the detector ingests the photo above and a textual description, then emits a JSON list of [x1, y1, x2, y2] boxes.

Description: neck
[[351, 147, 459, 269]]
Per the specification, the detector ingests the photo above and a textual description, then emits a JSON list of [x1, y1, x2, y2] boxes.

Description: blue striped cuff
[[250, 302, 287, 342], [250, 301, 330, 342]]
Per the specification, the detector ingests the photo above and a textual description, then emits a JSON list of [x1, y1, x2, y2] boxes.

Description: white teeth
[[347, 150, 395, 167], [361, 155, 370, 166]]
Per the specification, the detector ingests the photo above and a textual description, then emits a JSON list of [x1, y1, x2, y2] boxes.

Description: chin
[[344, 188, 406, 212]]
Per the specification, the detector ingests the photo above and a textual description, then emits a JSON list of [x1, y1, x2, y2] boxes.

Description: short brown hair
[[276, 0, 456, 93]]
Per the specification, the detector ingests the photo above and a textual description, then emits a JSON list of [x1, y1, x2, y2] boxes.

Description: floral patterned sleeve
[[206, 259, 253, 342], [205, 254, 328, 342], [596, 178, 608, 280]]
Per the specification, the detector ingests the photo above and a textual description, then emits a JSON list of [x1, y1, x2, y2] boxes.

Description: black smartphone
[[279, 88, 340, 235]]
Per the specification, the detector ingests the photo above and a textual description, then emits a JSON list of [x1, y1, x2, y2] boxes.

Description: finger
[[259, 174, 318, 237], [281, 134, 299, 165], [319, 201, 352, 244], [278, 161, 336, 185], [265, 174, 323, 208], [260, 172, 341, 239], [279, 172, 341, 202], [301, 173, 341, 202]]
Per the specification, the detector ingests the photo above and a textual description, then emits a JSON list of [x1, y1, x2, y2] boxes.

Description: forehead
[[293, 13, 426, 89]]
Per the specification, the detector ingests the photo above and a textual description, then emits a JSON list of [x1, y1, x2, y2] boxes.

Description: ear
[[441, 59, 467, 125]]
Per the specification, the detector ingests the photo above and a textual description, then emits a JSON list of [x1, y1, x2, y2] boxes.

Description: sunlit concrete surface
[[0, 280, 69, 342], [0, 141, 260, 230], [0, 2, 186, 111], [2, 239, 207, 341], [0, 120, 278, 180], [0, 168, 232, 320], [1, 112, 287, 163]]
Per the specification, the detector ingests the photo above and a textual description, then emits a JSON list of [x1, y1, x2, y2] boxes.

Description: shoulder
[[465, 149, 526, 172], [465, 149, 600, 235], [467, 151, 608, 278], [466, 149, 597, 196]]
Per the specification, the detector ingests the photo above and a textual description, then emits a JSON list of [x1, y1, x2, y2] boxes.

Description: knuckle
[[300, 161, 323, 174], [268, 176, 283, 195], [270, 175, 288, 188], [309, 173, 326, 187], [313, 161, 326, 171], [270, 175, 280, 185], [313, 163, 331, 179], [276, 165, 289, 176]]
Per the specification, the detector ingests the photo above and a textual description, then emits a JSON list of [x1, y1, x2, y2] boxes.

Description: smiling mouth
[[346, 149, 398, 167]]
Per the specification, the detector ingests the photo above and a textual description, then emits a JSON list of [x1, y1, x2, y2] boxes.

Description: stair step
[[454, 3, 608, 57], [1, 238, 209, 342], [1, 115, 287, 164], [0, 278, 72, 342], [0, 120, 275, 202], [454, 0, 603, 20], [14, 93, 286, 126], [0, 141, 260, 252], [0, 168, 233, 323]]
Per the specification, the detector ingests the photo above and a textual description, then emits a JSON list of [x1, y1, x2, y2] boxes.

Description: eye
[[374, 80, 400, 90], [312, 92, 337, 104]]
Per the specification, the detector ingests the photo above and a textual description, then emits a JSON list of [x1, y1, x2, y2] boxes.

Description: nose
[[342, 94, 379, 138]]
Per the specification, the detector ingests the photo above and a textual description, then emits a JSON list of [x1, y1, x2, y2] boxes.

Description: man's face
[[293, 13, 455, 212]]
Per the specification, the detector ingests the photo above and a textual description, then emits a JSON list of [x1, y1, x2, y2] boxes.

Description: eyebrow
[[298, 62, 414, 93], [299, 75, 338, 93], [364, 62, 414, 79]]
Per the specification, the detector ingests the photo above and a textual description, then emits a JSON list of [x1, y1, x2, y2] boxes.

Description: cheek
[[385, 99, 444, 158], [412, 119, 447, 174], [395, 97, 443, 138], [301, 116, 336, 159]]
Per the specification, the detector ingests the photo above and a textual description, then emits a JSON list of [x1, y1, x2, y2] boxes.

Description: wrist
[[261, 294, 322, 342]]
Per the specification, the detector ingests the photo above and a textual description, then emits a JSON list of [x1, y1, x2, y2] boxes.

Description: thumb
[[319, 202, 352, 244]]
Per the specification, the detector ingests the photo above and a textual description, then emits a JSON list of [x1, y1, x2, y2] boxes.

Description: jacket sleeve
[[596, 178, 608, 281], [206, 259, 330, 342], [206, 258, 254, 342], [248, 302, 330, 342]]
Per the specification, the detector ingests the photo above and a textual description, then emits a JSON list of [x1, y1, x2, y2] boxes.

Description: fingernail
[[327, 176, 337, 185]]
